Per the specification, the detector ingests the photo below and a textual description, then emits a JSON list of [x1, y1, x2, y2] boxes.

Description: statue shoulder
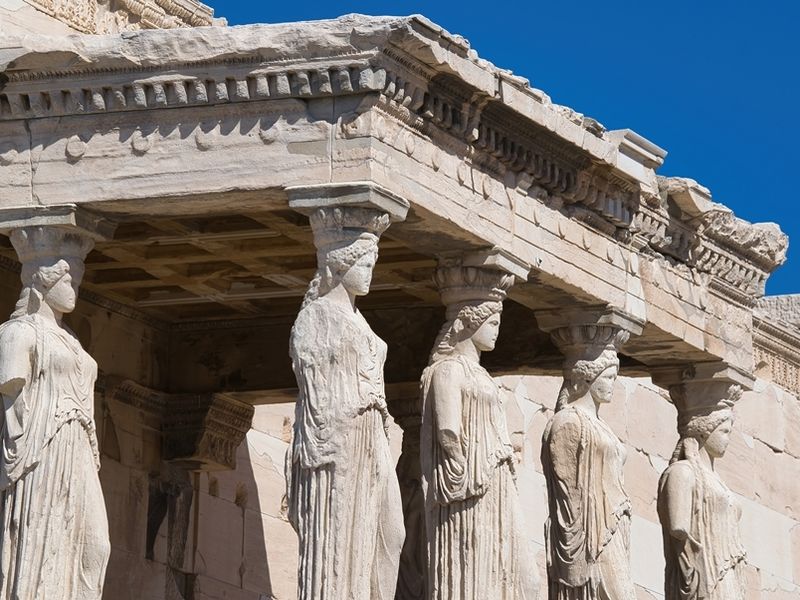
[[293, 300, 341, 340], [549, 406, 583, 429], [661, 460, 696, 488], [429, 357, 467, 378], [545, 408, 583, 446], [0, 316, 38, 347]]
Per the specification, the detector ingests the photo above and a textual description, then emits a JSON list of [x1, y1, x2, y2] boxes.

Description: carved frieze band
[[0, 62, 386, 119], [635, 204, 780, 298]]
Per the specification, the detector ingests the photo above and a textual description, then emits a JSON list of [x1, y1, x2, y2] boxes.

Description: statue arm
[[546, 411, 583, 494], [662, 462, 696, 542], [0, 323, 36, 441], [0, 323, 35, 396], [289, 305, 351, 467], [430, 361, 465, 464], [544, 411, 590, 583]]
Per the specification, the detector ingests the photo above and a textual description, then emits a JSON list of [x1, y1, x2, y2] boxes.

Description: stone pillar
[[284, 182, 409, 600], [651, 363, 753, 600], [0, 205, 114, 600], [421, 249, 539, 599], [536, 307, 642, 600]]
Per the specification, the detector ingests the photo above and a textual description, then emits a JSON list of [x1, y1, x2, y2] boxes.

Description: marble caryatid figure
[[286, 206, 404, 600], [421, 265, 537, 600], [542, 325, 636, 600], [657, 384, 746, 600], [0, 227, 110, 600]]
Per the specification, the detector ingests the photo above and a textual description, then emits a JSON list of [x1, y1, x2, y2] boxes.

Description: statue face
[[472, 313, 501, 352], [45, 272, 77, 314], [705, 418, 733, 458], [589, 365, 617, 404], [340, 250, 377, 297]]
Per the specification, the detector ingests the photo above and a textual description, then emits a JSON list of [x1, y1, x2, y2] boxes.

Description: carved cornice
[[650, 361, 755, 394], [0, 18, 645, 241], [753, 312, 800, 395], [163, 393, 254, 471], [105, 378, 168, 414], [104, 378, 254, 471], [0, 61, 384, 119], [631, 177, 788, 300], [373, 55, 638, 236], [23, 0, 97, 33]]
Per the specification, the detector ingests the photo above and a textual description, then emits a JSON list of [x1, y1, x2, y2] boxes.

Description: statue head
[[430, 265, 514, 362], [7, 226, 92, 320], [319, 236, 379, 297], [431, 300, 504, 360], [670, 384, 741, 464], [551, 325, 628, 412], [557, 348, 620, 410], [11, 259, 76, 319], [302, 207, 389, 307]]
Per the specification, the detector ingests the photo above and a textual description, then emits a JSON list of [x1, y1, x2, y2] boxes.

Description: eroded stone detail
[[541, 322, 637, 599], [658, 382, 746, 600], [0, 225, 110, 599], [23, 0, 214, 34], [640, 176, 790, 299], [421, 259, 537, 599], [285, 196, 406, 600], [163, 393, 254, 471]]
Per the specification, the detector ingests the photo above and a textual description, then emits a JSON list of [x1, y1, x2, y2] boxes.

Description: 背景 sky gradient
[[218, 1, 799, 295]]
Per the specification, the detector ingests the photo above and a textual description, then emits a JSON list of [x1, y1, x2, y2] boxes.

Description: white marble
[[658, 382, 746, 600], [421, 261, 537, 600], [541, 323, 637, 599], [285, 204, 404, 600], [0, 226, 110, 600]]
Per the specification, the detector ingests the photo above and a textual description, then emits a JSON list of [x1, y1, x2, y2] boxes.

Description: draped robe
[[658, 459, 746, 600], [421, 355, 536, 600], [542, 406, 635, 600], [286, 297, 404, 600], [0, 314, 109, 600]]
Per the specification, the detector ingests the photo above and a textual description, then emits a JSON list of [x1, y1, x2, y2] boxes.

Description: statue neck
[[697, 445, 715, 470], [451, 338, 481, 364], [36, 301, 63, 326], [570, 392, 600, 418], [324, 283, 356, 312]]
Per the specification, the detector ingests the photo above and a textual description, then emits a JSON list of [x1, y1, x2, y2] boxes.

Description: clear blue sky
[[219, 1, 799, 295]]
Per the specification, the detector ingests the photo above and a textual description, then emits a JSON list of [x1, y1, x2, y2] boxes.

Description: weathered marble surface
[[286, 202, 405, 600], [658, 383, 746, 600], [421, 262, 537, 599], [0, 226, 110, 600], [0, 0, 217, 36], [541, 324, 637, 599]]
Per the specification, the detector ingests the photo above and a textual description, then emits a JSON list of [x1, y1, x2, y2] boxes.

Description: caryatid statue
[[285, 191, 407, 600], [0, 225, 110, 600], [421, 260, 538, 600], [657, 380, 746, 600], [540, 320, 638, 600]]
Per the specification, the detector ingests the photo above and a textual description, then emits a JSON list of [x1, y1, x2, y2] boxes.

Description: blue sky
[[219, 1, 799, 295]]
